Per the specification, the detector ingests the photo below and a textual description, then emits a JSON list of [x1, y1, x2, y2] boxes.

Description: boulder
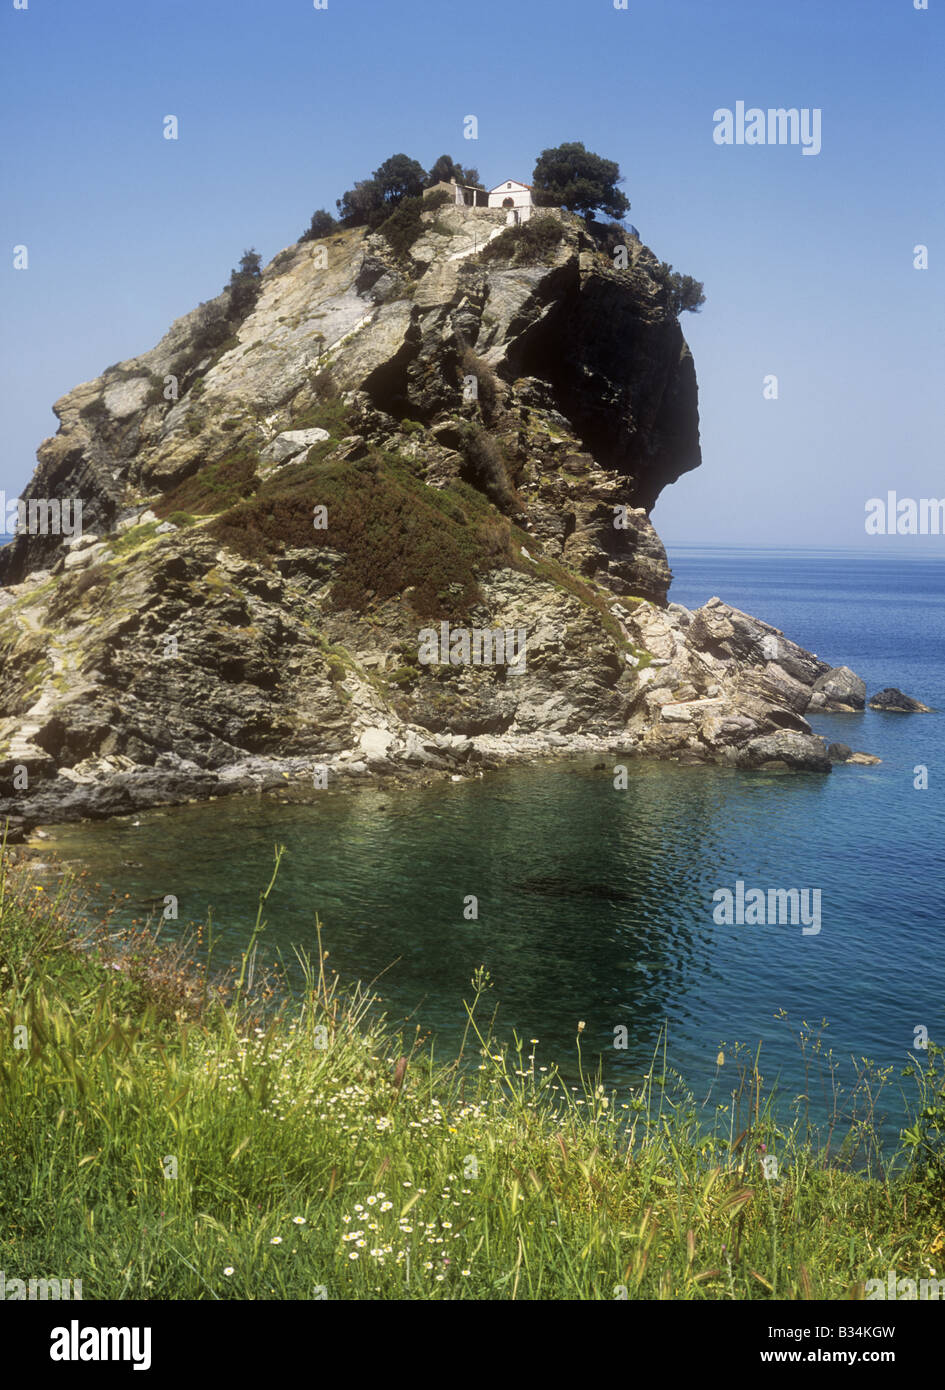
[[743, 732, 832, 773], [260, 428, 330, 465], [868, 688, 932, 713], [827, 742, 853, 762], [811, 666, 866, 711]]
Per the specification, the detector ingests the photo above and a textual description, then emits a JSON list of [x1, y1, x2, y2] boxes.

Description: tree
[[336, 178, 385, 228], [371, 153, 427, 207], [227, 248, 263, 320], [300, 209, 337, 243], [426, 155, 484, 190], [654, 262, 706, 314], [531, 142, 630, 220]]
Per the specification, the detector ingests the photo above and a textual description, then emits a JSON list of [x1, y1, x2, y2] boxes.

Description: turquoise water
[[42, 547, 945, 1141]]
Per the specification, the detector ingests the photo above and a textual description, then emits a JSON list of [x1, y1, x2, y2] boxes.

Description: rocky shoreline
[[2, 582, 930, 843], [0, 207, 931, 843]]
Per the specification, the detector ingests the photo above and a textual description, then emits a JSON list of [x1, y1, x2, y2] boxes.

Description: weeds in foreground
[[0, 845, 943, 1300]]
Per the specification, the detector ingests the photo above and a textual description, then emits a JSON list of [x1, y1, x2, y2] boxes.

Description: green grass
[[107, 520, 160, 556], [1, 845, 943, 1301]]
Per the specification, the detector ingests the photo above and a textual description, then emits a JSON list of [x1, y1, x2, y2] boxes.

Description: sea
[[34, 546, 945, 1147]]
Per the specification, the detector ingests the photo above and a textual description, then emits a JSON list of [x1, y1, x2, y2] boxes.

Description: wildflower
[[349, 1251, 359, 1260], [223, 1267, 235, 1277], [293, 1216, 306, 1225], [380, 1201, 393, 1212], [270, 1237, 283, 1245]]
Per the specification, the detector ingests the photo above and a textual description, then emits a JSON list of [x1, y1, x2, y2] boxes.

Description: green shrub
[[422, 188, 453, 211], [459, 425, 520, 515], [378, 195, 427, 259], [299, 209, 338, 243], [206, 447, 517, 617], [652, 261, 706, 314], [154, 448, 260, 517], [479, 214, 565, 266]]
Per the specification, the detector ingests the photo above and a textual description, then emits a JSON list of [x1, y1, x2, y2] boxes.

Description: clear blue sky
[[1, 0, 942, 548]]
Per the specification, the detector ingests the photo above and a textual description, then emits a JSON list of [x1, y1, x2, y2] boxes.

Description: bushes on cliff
[[653, 260, 706, 314], [154, 447, 260, 518], [377, 195, 426, 258], [205, 448, 517, 617], [336, 153, 428, 230], [299, 209, 338, 243], [226, 248, 263, 322], [479, 215, 565, 267], [458, 425, 521, 516]]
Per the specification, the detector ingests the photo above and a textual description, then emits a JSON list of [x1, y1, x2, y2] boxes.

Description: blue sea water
[[41, 546, 945, 1143]]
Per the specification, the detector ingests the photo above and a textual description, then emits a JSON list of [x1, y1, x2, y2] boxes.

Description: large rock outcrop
[[0, 204, 887, 834]]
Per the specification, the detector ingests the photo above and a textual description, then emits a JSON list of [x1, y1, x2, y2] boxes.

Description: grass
[[1, 843, 944, 1301]]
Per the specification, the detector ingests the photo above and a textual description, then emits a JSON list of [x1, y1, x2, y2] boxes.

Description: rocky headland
[[0, 204, 923, 839]]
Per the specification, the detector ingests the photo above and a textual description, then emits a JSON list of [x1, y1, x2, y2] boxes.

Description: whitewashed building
[[487, 179, 534, 224]]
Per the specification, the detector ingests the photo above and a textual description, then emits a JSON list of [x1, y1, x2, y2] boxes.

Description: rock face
[[868, 688, 933, 713], [811, 666, 866, 712], [0, 204, 890, 833]]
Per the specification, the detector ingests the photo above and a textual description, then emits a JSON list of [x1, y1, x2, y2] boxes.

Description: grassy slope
[[1, 847, 943, 1301]]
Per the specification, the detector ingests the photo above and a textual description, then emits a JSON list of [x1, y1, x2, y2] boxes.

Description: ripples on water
[[43, 548, 945, 1142]]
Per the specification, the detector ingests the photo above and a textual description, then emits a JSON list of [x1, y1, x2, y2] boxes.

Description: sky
[[1, 0, 942, 549]]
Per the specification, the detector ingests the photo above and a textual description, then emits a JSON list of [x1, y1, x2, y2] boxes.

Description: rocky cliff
[[0, 205, 865, 834]]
